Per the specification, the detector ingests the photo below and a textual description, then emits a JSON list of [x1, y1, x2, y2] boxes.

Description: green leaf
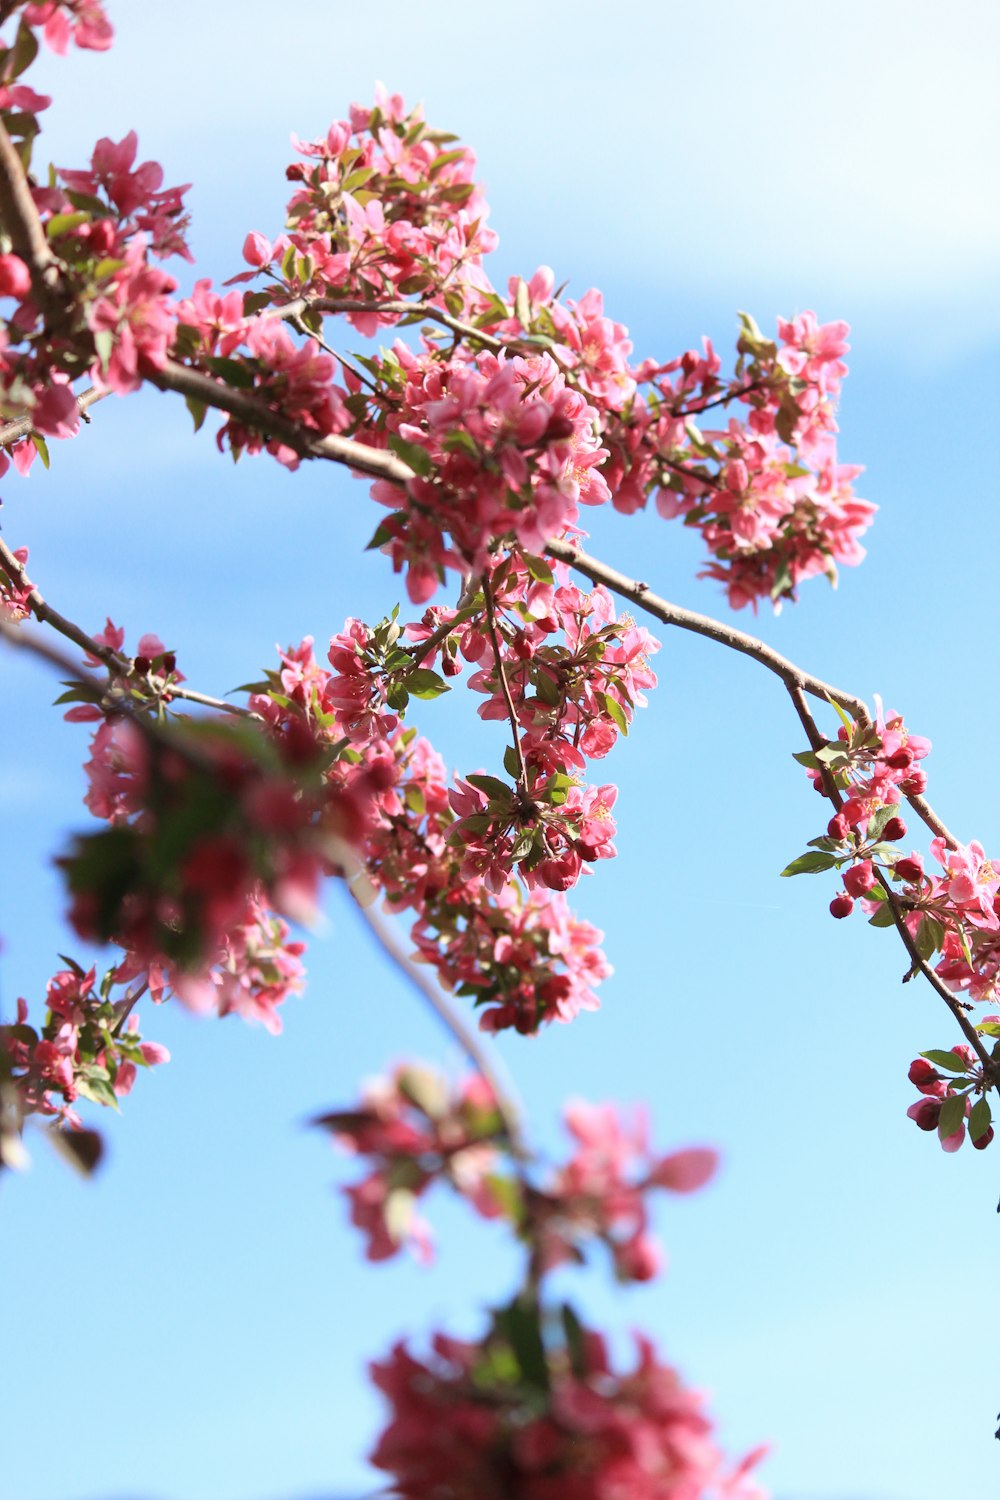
[[466, 773, 512, 802], [920, 1049, 972, 1074], [601, 693, 629, 736], [397, 1065, 448, 1119], [482, 1173, 524, 1226], [915, 917, 944, 962], [207, 356, 256, 388], [868, 904, 896, 928], [779, 850, 837, 877], [493, 1297, 549, 1393], [383, 1187, 415, 1244], [560, 1303, 586, 1378], [970, 1097, 992, 1142], [93, 328, 114, 372], [185, 395, 207, 433], [503, 745, 521, 780], [521, 552, 554, 585], [29, 432, 49, 469], [404, 668, 449, 700], [365, 513, 404, 550], [792, 749, 821, 768], [937, 1093, 968, 1140], [386, 432, 433, 477], [826, 695, 857, 734], [45, 211, 90, 239]]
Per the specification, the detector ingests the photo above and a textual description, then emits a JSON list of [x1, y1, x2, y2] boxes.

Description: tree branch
[[351, 894, 528, 1160], [0, 387, 107, 449], [0, 536, 257, 719]]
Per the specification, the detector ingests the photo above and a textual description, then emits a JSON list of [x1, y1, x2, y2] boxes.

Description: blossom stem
[[351, 894, 528, 1159], [482, 572, 529, 794], [0, 386, 106, 449], [0, 541, 256, 718]]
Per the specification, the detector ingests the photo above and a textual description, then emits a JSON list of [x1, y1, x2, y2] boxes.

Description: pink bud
[[242, 231, 273, 268], [882, 816, 907, 842], [0, 254, 31, 300], [843, 860, 876, 897], [894, 854, 924, 884], [830, 893, 854, 919]]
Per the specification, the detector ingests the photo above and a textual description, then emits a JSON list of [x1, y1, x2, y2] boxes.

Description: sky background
[[2, 2, 999, 1498]]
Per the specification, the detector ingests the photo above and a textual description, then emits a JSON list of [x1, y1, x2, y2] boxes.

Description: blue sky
[[2, 3, 999, 1498]]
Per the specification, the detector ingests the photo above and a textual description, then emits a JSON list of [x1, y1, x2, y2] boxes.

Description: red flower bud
[[0, 253, 31, 300], [882, 816, 907, 842], [899, 770, 927, 795], [972, 1125, 994, 1150], [843, 860, 876, 897], [829, 893, 855, 919], [133, 655, 151, 675], [894, 855, 924, 884]]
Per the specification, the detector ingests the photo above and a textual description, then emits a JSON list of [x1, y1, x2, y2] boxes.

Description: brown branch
[[280, 294, 507, 356], [0, 386, 107, 450], [546, 536, 870, 719], [785, 680, 844, 808], [351, 894, 528, 1159], [0, 117, 63, 317], [0, 536, 257, 719], [148, 360, 414, 485]]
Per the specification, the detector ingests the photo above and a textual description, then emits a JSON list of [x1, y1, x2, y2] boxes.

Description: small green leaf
[[466, 773, 512, 802], [779, 850, 837, 877], [386, 432, 433, 477], [30, 432, 49, 469], [185, 395, 207, 433], [503, 745, 521, 780], [970, 1097, 992, 1142], [937, 1093, 968, 1140], [521, 552, 554, 585], [915, 917, 943, 961], [920, 1049, 972, 1074], [867, 904, 896, 928], [404, 668, 449, 700], [601, 693, 629, 736]]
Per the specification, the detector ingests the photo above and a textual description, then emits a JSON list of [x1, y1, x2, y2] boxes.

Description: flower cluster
[[319, 1064, 718, 1287], [0, 956, 168, 1133], [906, 1040, 996, 1153], [13, 2, 112, 54], [784, 698, 1000, 1151], [248, 609, 628, 1034], [316, 1063, 507, 1262], [370, 1317, 767, 1500]]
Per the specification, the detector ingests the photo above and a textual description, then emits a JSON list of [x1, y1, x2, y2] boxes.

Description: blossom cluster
[[0, 956, 167, 1139], [906, 1040, 996, 1153], [784, 698, 1000, 1150], [370, 1319, 766, 1500], [315, 1063, 508, 1263], [209, 91, 872, 611], [248, 594, 639, 1034], [319, 1063, 718, 1286]]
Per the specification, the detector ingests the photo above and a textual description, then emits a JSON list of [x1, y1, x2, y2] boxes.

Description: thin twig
[[0, 538, 257, 719], [482, 572, 529, 792], [148, 359, 414, 485], [0, 387, 106, 449], [351, 894, 528, 1159], [785, 680, 844, 808], [0, 117, 64, 319]]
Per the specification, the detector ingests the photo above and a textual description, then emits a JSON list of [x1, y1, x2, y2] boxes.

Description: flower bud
[[0, 254, 31, 300], [843, 861, 876, 897], [882, 816, 907, 842], [829, 893, 854, 919]]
